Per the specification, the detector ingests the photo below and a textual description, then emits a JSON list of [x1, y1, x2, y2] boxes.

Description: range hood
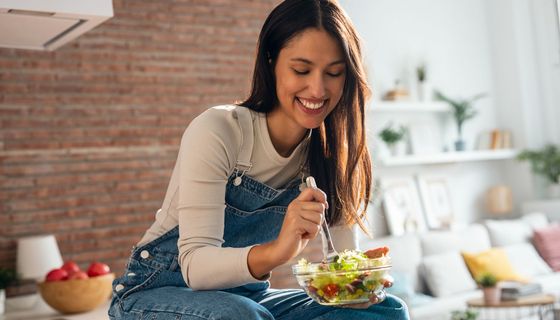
[[0, 0, 113, 51]]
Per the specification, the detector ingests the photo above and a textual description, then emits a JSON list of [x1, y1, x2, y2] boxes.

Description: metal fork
[[306, 176, 339, 263]]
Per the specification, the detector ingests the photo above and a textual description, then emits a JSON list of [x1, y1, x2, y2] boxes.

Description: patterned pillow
[[533, 224, 560, 271]]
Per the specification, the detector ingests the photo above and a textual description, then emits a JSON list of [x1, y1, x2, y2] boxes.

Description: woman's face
[[273, 28, 346, 130]]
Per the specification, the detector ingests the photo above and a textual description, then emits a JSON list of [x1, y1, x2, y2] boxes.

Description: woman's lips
[[296, 97, 327, 115]]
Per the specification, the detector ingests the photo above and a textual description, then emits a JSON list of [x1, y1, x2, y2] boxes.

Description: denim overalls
[[108, 107, 409, 320]]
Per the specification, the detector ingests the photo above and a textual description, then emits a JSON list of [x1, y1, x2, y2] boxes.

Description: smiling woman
[[107, 1, 409, 320]]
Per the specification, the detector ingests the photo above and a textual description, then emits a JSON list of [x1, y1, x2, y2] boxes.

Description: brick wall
[[0, 0, 325, 295]]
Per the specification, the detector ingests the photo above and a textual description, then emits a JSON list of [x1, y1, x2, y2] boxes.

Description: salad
[[292, 247, 391, 305]]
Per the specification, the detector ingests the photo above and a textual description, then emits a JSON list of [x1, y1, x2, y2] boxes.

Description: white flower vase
[[418, 81, 433, 102], [388, 142, 406, 157], [0, 289, 5, 315]]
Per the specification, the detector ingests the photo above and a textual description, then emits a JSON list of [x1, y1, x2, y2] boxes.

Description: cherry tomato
[[68, 271, 89, 280], [61, 261, 80, 275], [86, 262, 110, 277], [323, 284, 339, 297], [45, 268, 68, 281], [364, 246, 390, 259]]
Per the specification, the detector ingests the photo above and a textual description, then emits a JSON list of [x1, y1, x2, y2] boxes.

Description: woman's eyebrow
[[290, 58, 345, 66]]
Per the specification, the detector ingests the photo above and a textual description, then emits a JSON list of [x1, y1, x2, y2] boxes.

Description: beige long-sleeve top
[[138, 105, 356, 290]]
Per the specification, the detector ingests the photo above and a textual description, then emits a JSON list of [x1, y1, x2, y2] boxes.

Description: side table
[[467, 294, 556, 320]]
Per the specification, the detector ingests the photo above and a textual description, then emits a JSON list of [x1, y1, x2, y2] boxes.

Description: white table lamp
[[16, 235, 63, 282]]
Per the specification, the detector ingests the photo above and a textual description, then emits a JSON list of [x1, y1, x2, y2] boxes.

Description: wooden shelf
[[378, 149, 519, 166], [368, 101, 450, 113]]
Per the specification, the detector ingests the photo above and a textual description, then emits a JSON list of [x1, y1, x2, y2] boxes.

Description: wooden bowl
[[38, 273, 115, 314]]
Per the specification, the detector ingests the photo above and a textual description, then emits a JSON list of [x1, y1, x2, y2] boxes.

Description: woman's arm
[[176, 109, 262, 290]]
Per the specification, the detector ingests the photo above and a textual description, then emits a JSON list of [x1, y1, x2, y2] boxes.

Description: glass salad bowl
[[292, 250, 392, 306]]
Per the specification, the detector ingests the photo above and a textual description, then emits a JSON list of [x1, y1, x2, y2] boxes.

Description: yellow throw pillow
[[462, 248, 527, 282]]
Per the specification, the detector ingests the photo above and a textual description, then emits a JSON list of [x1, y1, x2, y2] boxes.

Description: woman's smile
[[296, 97, 328, 115]]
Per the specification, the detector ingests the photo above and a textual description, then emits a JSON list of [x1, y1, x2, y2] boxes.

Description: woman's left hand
[[336, 274, 394, 309]]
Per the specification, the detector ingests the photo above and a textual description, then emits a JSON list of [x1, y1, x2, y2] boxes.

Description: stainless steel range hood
[[0, 0, 113, 51]]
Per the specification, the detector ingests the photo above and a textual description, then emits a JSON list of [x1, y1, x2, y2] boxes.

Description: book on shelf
[[500, 281, 542, 300], [476, 129, 513, 150]]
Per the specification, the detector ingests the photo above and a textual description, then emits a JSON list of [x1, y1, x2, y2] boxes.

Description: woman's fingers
[[297, 187, 329, 209], [382, 275, 394, 288], [297, 218, 321, 239]]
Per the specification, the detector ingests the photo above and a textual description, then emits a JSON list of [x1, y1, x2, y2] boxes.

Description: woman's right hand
[[271, 187, 329, 265]]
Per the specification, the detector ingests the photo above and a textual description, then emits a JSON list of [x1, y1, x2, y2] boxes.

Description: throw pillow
[[420, 252, 477, 297], [533, 224, 560, 271], [503, 243, 552, 278], [462, 248, 527, 282], [484, 219, 532, 247]]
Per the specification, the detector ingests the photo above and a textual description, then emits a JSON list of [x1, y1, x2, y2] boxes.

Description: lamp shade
[[17, 235, 63, 281], [485, 185, 513, 215]]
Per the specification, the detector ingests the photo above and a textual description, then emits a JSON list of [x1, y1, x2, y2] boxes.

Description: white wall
[[339, 0, 530, 235]]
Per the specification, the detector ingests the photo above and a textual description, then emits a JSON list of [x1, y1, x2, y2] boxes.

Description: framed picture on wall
[[416, 175, 454, 230], [379, 176, 427, 236]]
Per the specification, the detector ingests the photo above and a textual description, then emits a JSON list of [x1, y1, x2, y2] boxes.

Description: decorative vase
[[0, 289, 5, 315], [548, 183, 560, 198], [483, 287, 501, 305], [454, 139, 466, 151], [418, 81, 433, 101]]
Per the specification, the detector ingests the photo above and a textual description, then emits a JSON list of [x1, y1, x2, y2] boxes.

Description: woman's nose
[[308, 74, 326, 98]]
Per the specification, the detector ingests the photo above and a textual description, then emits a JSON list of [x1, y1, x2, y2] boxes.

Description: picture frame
[[416, 175, 454, 230], [379, 176, 427, 236]]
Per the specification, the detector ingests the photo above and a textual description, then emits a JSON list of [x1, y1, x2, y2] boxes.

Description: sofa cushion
[[503, 243, 552, 278], [522, 212, 549, 230], [386, 271, 434, 308], [359, 233, 424, 292], [483, 213, 548, 247], [532, 271, 560, 295], [420, 224, 491, 257], [420, 252, 477, 297], [485, 219, 533, 247], [533, 224, 560, 271], [462, 248, 526, 282]]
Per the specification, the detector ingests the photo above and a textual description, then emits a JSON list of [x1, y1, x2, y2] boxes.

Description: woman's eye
[[293, 69, 309, 75], [327, 71, 344, 77]]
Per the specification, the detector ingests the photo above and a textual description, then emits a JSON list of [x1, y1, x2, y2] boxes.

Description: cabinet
[[366, 101, 518, 166], [0, 0, 113, 51]]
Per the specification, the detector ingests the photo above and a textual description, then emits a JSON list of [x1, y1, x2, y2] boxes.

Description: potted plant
[[0, 267, 16, 315], [477, 272, 500, 305], [435, 90, 486, 151], [517, 144, 560, 198], [378, 123, 406, 156], [451, 309, 478, 320], [416, 63, 432, 101]]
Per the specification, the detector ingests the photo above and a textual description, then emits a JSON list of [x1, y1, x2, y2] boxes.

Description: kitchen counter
[[1, 295, 109, 320]]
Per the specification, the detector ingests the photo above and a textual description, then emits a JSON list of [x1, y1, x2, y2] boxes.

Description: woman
[[109, 0, 409, 319]]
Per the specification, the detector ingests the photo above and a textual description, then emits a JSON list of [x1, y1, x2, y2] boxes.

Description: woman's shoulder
[[190, 104, 255, 129], [181, 105, 256, 156]]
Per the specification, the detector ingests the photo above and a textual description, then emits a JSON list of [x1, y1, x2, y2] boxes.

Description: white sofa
[[358, 212, 560, 320]]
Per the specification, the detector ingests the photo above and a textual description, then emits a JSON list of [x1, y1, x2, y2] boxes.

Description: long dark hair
[[239, 0, 372, 232]]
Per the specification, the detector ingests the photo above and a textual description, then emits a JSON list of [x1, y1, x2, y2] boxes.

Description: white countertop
[[2, 295, 109, 320]]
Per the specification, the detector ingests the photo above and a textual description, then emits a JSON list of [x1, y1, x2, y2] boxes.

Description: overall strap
[[234, 107, 254, 171]]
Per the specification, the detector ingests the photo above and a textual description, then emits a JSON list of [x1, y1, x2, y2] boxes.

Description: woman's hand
[[271, 187, 329, 265], [247, 186, 328, 279]]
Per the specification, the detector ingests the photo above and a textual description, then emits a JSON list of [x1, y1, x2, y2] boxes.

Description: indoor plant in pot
[[0, 267, 16, 315], [435, 90, 486, 151], [477, 272, 500, 305], [416, 63, 432, 101], [378, 123, 406, 156], [517, 144, 560, 198]]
